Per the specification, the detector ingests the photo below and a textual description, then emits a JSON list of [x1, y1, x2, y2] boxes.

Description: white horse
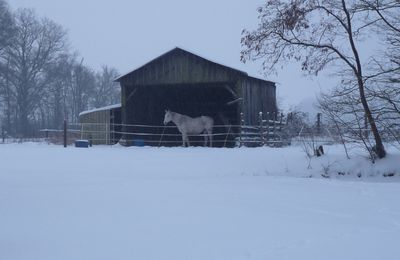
[[163, 110, 214, 147]]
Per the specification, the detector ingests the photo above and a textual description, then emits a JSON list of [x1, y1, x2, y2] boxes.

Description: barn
[[114, 47, 277, 147]]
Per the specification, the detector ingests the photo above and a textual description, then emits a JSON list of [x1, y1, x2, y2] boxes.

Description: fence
[[34, 112, 289, 148], [239, 112, 289, 147], [5, 109, 398, 147], [4, 117, 398, 148]]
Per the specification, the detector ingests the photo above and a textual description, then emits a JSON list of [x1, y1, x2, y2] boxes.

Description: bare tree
[[92, 65, 120, 108], [0, 3, 120, 136], [39, 54, 99, 128], [0, 0, 16, 133], [42, 53, 75, 129], [4, 8, 67, 136], [318, 87, 378, 160], [0, 0, 15, 55], [241, 0, 387, 158], [285, 110, 311, 138], [359, 1, 400, 145], [68, 59, 95, 123]]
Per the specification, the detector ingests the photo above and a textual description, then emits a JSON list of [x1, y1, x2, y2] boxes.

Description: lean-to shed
[[79, 104, 122, 145]]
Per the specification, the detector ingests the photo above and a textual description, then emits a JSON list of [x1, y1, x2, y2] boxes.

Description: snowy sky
[[9, 0, 337, 110]]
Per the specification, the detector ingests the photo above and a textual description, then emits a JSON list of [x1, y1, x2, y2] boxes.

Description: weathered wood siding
[[240, 77, 277, 125], [79, 110, 110, 145], [119, 48, 245, 87], [79, 107, 121, 145]]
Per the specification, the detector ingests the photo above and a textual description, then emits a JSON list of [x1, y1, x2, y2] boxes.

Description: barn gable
[[115, 47, 249, 86]]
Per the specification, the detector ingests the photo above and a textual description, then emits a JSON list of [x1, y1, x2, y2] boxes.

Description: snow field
[[0, 143, 399, 260]]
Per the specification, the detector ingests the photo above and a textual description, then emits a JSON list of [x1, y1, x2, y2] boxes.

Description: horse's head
[[163, 110, 172, 125]]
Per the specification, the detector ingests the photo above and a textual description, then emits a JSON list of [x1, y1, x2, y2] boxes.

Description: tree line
[[0, 0, 120, 137], [242, 0, 400, 159]]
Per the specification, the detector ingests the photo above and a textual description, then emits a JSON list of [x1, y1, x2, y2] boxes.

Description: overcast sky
[[9, 0, 335, 110]]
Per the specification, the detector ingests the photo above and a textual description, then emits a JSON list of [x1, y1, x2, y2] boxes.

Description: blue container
[[132, 139, 145, 147], [75, 139, 89, 148]]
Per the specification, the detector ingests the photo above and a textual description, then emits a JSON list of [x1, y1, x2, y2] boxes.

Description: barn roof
[[114, 47, 268, 83], [79, 103, 121, 117]]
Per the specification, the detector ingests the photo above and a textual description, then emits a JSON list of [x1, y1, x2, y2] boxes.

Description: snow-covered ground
[[0, 143, 399, 260]]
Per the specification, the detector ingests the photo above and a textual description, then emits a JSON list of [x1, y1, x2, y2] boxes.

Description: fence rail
[[4, 109, 398, 148], [3, 125, 398, 148], [33, 114, 289, 148]]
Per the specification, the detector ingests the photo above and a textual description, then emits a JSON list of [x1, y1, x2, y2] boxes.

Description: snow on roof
[[79, 104, 121, 117]]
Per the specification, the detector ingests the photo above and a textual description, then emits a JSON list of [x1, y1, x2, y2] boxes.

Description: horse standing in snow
[[163, 110, 214, 147]]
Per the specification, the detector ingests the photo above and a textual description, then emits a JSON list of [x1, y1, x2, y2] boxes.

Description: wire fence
[[31, 118, 290, 148], [3, 111, 397, 148]]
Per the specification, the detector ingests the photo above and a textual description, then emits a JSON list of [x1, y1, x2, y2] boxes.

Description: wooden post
[[259, 111, 264, 146], [278, 113, 284, 147], [111, 125, 114, 145], [111, 111, 114, 145], [223, 125, 231, 148], [317, 113, 322, 135], [272, 112, 276, 144], [265, 112, 270, 145], [63, 119, 67, 148], [364, 113, 369, 139], [239, 112, 244, 147]]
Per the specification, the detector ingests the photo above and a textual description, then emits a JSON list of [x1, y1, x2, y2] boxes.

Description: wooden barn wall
[[240, 78, 277, 125], [124, 83, 238, 123], [121, 84, 127, 131], [120, 51, 243, 87], [121, 77, 276, 128], [110, 108, 122, 144]]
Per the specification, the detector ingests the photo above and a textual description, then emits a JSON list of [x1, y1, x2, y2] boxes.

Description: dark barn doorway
[[126, 83, 239, 147]]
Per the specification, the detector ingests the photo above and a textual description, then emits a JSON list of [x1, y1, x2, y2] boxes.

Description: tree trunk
[[357, 78, 386, 158], [342, 0, 386, 158], [17, 111, 29, 137]]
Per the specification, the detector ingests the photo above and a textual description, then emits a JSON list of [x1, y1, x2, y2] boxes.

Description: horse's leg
[[209, 129, 213, 147], [203, 132, 208, 147], [181, 134, 186, 147], [182, 133, 190, 147], [186, 135, 190, 147]]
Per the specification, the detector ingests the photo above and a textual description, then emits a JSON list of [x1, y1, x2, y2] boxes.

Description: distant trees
[[43, 53, 75, 129], [0, 0, 15, 133], [241, 0, 400, 159], [0, 0, 14, 54], [0, 1, 120, 137], [92, 66, 120, 109], [5, 9, 67, 136], [69, 59, 96, 123]]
